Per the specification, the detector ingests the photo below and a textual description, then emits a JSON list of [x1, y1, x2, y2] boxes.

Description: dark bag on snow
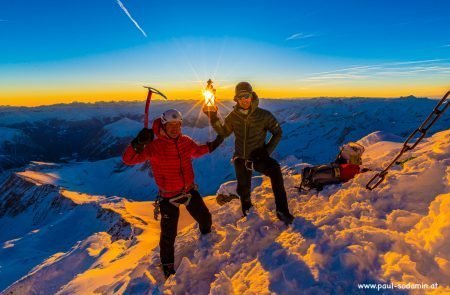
[[298, 142, 365, 192], [299, 163, 342, 191]]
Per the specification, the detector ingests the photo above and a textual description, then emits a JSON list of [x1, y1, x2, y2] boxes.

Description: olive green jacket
[[211, 96, 282, 159]]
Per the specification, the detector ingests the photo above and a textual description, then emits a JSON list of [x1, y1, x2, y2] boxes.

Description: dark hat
[[234, 82, 253, 99]]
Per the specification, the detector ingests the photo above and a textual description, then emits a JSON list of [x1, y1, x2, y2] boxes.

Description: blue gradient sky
[[1, 0, 450, 105]]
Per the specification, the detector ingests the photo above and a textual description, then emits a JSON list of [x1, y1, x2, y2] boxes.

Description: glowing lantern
[[202, 79, 217, 112]]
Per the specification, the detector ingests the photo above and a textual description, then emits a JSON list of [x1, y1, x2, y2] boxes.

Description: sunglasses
[[237, 93, 252, 100]]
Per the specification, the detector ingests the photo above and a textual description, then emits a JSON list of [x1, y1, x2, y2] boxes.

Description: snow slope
[[103, 118, 143, 139], [10, 153, 233, 201], [2, 128, 449, 294], [0, 172, 139, 291]]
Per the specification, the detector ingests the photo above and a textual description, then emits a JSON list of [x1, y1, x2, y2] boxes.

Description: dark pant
[[234, 157, 290, 215], [159, 189, 212, 265]]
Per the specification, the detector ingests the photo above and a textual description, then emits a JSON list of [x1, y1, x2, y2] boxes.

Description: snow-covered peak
[[103, 117, 142, 139], [2, 128, 449, 293], [357, 131, 404, 147]]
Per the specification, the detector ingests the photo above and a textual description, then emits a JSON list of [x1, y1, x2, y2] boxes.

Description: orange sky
[[1, 83, 447, 107]]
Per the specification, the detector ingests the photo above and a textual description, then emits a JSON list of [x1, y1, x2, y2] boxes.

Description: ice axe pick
[[143, 86, 168, 129]]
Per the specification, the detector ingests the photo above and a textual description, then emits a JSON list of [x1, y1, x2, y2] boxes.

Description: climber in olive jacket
[[212, 94, 282, 159], [204, 81, 294, 225]]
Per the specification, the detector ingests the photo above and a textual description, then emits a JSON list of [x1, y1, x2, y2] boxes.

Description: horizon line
[[0, 95, 432, 108]]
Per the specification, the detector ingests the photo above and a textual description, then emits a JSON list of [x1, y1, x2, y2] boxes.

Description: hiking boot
[[162, 263, 176, 279], [241, 199, 253, 217], [200, 226, 212, 235], [276, 211, 295, 225]]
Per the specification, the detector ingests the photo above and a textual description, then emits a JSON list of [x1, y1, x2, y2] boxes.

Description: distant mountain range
[[1, 97, 448, 173]]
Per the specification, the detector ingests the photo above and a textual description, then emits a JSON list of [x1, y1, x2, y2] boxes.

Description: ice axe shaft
[[143, 86, 168, 129]]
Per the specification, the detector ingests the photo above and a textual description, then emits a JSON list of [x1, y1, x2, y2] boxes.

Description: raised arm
[[122, 128, 154, 165], [204, 108, 234, 138], [210, 113, 234, 138], [122, 145, 152, 165]]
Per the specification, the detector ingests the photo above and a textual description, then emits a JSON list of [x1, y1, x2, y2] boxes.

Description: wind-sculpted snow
[[0, 174, 138, 291], [157, 129, 450, 294], [2, 128, 449, 294]]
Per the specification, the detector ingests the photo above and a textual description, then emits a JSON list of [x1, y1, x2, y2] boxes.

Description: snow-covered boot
[[276, 211, 294, 225], [162, 263, 176, 279]]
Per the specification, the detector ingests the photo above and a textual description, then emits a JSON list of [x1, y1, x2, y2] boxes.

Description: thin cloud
[[286, 32, 314, 41], [299, 59, 450, 83], [0, 19, 7, 22], [305, 59, 449, 76], [116, 0, 147, 37], [305, 73, 367, 81]]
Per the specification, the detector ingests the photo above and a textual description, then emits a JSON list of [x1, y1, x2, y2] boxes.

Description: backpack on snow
[[299, 163, 342, 191], [335, 142, 365, 165], [298, 142, 364, 192]]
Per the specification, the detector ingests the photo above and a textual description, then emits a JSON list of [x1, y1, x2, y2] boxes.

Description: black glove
[[202, 105, 219, 122], [131, 128, 154, 153], [206, 135, 224, 153], [249, 146, 269, 161]]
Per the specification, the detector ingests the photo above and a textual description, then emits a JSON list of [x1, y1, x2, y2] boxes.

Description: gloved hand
[[137, 128, 154, 144], [206, 135, 224, 153], [202, 105, 219, 122], [131, 128, 154, 153], [249, 146, 269, 161]]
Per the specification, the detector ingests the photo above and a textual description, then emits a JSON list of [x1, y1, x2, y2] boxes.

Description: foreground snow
[[1, 129, 450, 294], [158, 129, 450, 294]]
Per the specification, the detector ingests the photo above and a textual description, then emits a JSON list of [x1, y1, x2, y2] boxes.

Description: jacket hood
[[152, 118, 177, 141]]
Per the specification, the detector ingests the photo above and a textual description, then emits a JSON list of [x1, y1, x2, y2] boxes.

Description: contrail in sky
[[116, 0, 147, 37]]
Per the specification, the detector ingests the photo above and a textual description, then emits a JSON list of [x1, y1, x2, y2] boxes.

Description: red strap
[[144, 90, 153, 129]]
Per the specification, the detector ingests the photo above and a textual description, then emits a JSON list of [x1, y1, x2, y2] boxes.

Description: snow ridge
[[2, 129, 448, 294], [158, 129, 450, 294]]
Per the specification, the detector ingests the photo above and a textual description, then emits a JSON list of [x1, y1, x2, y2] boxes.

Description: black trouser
[[159, 189, 212, 265], [234, 157, 290, 215]]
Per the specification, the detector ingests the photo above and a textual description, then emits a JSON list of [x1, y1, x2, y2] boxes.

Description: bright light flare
[[203, 89, 215, 106]]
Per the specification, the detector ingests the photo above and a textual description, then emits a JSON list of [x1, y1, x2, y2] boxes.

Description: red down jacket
[[122, 118, 209, 198]]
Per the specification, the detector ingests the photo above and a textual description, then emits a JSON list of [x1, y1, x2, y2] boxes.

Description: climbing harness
[[232, 157, 254, 171], [245, 159, 254, 171], [154, 185, 198, 220], [168, 192, 193, 208]]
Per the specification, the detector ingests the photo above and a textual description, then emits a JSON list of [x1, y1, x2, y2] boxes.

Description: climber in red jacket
[[122, 109, 222, 279]]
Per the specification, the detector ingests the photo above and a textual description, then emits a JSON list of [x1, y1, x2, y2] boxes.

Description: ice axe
[[143, 86, 168, 129]]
